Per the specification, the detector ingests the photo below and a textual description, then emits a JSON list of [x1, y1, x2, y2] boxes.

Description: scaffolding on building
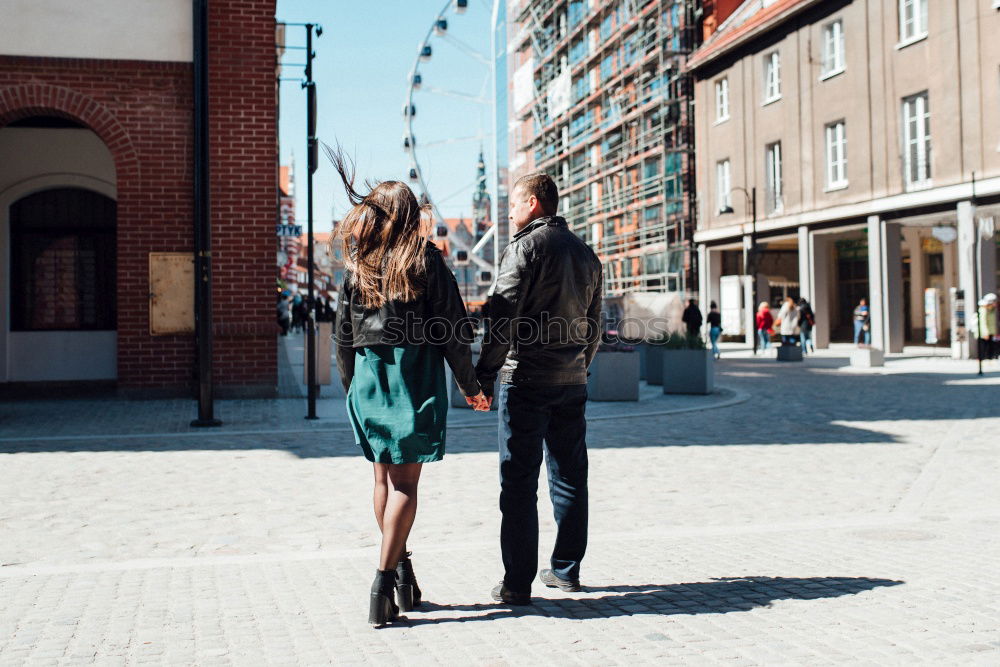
[[512, 0, 698, 297]]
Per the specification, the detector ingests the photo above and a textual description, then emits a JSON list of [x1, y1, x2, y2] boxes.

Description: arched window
[[10, 188, 116, 330]]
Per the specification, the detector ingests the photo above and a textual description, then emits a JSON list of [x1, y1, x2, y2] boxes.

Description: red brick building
[[0, 0, 278, 397]]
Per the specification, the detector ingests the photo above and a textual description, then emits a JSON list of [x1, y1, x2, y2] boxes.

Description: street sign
[[276, 223, 303, 236]]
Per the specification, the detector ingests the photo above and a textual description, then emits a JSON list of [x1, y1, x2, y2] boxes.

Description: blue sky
[[277, 0, 497, 233]]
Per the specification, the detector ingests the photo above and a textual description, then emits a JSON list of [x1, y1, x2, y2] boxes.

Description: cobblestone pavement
[[1, 348, 999, 664]]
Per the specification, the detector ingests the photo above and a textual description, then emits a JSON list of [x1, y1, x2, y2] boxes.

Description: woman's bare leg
[[373, 464, 408, 560], [378, 463, 422, 570], [373, 463, 389, 533]]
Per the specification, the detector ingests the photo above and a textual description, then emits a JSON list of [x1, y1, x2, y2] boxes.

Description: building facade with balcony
[[691, 0, 1000, 356], [506, 0, 700, 299]]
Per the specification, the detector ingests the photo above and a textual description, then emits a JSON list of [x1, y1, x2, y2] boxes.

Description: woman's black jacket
[[335, 242, 480, 397]]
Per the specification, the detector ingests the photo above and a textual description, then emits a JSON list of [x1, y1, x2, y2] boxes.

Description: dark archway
[[9, 187, 117, 332]]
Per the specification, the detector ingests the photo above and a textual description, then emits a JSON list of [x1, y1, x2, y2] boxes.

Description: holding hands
[[465, 390, 492, 412]]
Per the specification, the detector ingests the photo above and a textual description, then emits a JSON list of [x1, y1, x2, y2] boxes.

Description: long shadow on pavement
[[385, 575, 903, 626]]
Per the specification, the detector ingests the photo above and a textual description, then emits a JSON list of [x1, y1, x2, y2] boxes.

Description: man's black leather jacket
[[335, 242, 480, 396], [475, 215, 602, 393]]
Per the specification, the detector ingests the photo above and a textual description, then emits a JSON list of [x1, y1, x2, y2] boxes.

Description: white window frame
[[897, 0, 928, 48], [902, 92, 931, 190], [763, 51, 781, 104], [820, 19, 845, 80], [825, 121, 848, 190], [716, 159, 732, 213], [765, 142, 783, 213], [715, 77, 730, 123]]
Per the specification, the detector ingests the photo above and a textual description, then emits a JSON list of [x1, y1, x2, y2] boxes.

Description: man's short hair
[[513, 173, 559, 215]]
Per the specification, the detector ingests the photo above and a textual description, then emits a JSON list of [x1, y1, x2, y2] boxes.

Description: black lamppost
[[282, 21, 322, 418], [721, 186, 758, 354]]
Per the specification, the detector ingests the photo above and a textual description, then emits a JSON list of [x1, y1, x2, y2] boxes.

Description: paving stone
[[1, 350, 999, 662]]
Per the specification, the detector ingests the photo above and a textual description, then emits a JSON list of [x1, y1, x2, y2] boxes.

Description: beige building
[[689, 0, 999, 356]]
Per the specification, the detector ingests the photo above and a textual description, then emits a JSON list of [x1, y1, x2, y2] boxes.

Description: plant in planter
[[587, 333, 640, 401], [653, 332, 714, 395], [645, 331, 703, 384], [655, 332, 707, 350]]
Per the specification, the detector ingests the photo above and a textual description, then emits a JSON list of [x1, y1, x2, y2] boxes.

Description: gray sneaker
[[491, 581, 532, 605], [539, 568, 581, 592]]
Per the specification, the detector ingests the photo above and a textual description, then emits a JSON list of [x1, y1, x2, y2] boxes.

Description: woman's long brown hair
[[325, 143, 431, 309]]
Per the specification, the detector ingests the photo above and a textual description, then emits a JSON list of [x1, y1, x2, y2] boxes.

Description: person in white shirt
[[775, 297, 800, 347]]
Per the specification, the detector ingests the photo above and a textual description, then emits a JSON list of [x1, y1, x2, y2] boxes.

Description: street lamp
[[282, 21, 323, 418], [720, 186, 759, 354]]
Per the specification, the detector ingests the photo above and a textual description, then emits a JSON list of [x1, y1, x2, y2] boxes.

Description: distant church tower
[[472, 149, 492, 261]]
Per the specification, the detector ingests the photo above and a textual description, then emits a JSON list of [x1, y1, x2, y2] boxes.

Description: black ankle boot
[[395, 551, 422, 611], [368, 569, 399, 626]]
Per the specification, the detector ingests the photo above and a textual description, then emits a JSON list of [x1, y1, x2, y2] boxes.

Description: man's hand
[[466, 391, 491, 412]]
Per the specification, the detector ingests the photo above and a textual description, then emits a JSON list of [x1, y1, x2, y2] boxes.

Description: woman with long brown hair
[[329, 147, 489, 627]]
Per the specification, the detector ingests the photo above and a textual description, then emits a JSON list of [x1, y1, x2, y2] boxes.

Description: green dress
[[347, 344, 449, 464]]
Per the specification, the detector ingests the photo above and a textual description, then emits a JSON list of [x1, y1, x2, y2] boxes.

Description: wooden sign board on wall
[[149, 252, 194, 335]]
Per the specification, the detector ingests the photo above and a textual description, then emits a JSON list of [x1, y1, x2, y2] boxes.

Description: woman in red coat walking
[[755, 301, 773, 353]]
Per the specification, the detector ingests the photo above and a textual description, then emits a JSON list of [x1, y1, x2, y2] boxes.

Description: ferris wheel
[[403, 0, 497, 275]]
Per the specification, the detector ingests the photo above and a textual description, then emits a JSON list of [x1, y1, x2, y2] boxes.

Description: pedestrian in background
[[853, 298, 870, 347], [682, 298, 703, 338], [277, 294, 291, 336], [797, 298, 816, 354], [775, 296, 800, 346], [755, 301, 773, 353], [329, 148, 490, 627], [707, 301, 722, 359], [972, 293, 998, 360], [292, 293, 305, 333]]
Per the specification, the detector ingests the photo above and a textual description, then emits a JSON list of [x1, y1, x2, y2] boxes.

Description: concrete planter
[[638, 343, 648, 381], [645, 345, 665, 385], [662, 349, 714, 395], [850, 347, 884, 368], [777, 345, 803, 362], [587, 351, 640, 401]]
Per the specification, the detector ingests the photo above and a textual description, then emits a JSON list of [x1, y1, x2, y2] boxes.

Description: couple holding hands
[[331, 152, 602, 627]]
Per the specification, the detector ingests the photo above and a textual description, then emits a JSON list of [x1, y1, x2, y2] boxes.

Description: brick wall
[[0, 0, 278, 397], [207, 0, 279, 395]]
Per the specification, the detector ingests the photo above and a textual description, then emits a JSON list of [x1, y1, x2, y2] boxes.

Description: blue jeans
[[758, 329, 771, 351], [800, 328, 814, 353], [853, 321, 870, 345], [498, 383, 589, 592], [709, 326, 722, 356]]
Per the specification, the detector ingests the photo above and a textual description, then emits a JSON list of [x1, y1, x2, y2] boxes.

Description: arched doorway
[[1, 116, 118, 383]]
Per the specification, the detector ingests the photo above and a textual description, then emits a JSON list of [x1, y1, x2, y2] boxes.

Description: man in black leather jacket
[[477, 173, 602, 605]]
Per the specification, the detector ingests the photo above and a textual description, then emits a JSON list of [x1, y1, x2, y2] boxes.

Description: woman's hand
[[465, 391, 491, 412]]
